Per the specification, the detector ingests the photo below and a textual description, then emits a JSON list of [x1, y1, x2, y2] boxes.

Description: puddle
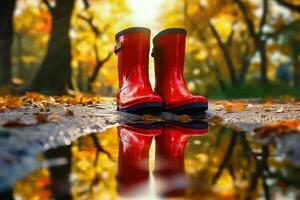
[[1, 121, 300, 200]]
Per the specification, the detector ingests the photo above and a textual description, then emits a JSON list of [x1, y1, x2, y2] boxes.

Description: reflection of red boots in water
[[117, 123, 162, 197], [116, 122, 208, 198], [155, 123, 208, 197]]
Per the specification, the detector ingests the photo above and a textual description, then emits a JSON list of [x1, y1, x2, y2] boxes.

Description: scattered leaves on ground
[[0, 93, 106, 113]]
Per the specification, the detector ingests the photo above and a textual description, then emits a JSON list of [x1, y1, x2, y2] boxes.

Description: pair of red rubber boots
[[114, 27, 208, 114]]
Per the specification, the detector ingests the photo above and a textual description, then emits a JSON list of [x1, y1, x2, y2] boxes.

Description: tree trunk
[[209, 24, 238, 87], [257, 41, 268, 85], [0, 0, 16, 86], [292, 41, 300, 88], [44, 145, 72, 200], [30, 0, 75, 95]]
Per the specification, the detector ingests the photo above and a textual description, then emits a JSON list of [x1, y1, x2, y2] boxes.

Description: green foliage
[[208, 81, 300, 99]]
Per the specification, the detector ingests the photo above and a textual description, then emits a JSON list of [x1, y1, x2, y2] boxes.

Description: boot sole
[[118, 102, 163, 114], [166, 102, 208, 115]]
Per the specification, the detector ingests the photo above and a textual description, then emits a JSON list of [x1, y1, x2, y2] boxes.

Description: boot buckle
[[114, 41, 122, 54]]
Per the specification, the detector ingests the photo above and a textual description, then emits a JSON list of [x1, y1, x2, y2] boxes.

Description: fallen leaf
[[275, 106, 284, 113], [4, 96, 23, 109], [223, 102, 247, 113], [66, 109, 74, 116], [254, 119, 300, 139], [35, 113, 48, 124], [262, 103, 272, 108], [25, 92, 46, 102], [210, 116, 223, 125], [48, 114, 60, 122], [0, 106, 6, 113]]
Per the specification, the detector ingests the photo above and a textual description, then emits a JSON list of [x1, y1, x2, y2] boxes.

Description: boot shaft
[[152, 28, 187, 94], [115, 27, 151, 88]]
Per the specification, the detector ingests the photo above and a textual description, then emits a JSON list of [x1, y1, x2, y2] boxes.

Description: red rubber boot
[[152, 28, 208, 114], [154, 122, 208, 197], [114, 27, 163, 113], [117, 123, 162, 197]]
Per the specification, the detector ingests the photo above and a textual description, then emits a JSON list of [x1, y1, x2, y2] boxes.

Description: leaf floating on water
[[142, 114, 162, 123], [178, 114, 191, 122]]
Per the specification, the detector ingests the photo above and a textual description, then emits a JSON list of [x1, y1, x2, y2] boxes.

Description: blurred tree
[[0, 0, 16, 86], [276, 0, 300, 13], [160, 0, 300, 96], [71, 0, 130, 94], [234, 0, 269, 85], [78, 0, 113, 91], [30, 0, 75, 95]]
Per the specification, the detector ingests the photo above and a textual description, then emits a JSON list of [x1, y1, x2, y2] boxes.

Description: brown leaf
[[66, 109, 74, 116], [35, 113, 48, 124], [25, 92, 46, 102], [0, 106, 6, 113], [4, 96, 23, 109], [210, 116, 223, 125]]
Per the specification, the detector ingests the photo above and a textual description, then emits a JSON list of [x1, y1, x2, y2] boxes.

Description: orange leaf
[[5, 96, 23, 109], [262, 103, 272, 108], [25, 92, 46, 102], [223, 102, 247, 113]]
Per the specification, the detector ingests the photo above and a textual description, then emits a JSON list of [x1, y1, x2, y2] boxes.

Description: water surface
[[1, 121, 300, 200]]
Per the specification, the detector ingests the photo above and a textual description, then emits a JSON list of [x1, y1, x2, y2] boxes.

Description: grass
[[207, 81, 300, 99]]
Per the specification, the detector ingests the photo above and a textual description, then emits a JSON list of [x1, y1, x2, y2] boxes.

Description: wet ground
[[1, 120, 300, 200]]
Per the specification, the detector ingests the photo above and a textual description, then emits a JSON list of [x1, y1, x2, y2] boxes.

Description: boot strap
[[114, 41, 122, 54]]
